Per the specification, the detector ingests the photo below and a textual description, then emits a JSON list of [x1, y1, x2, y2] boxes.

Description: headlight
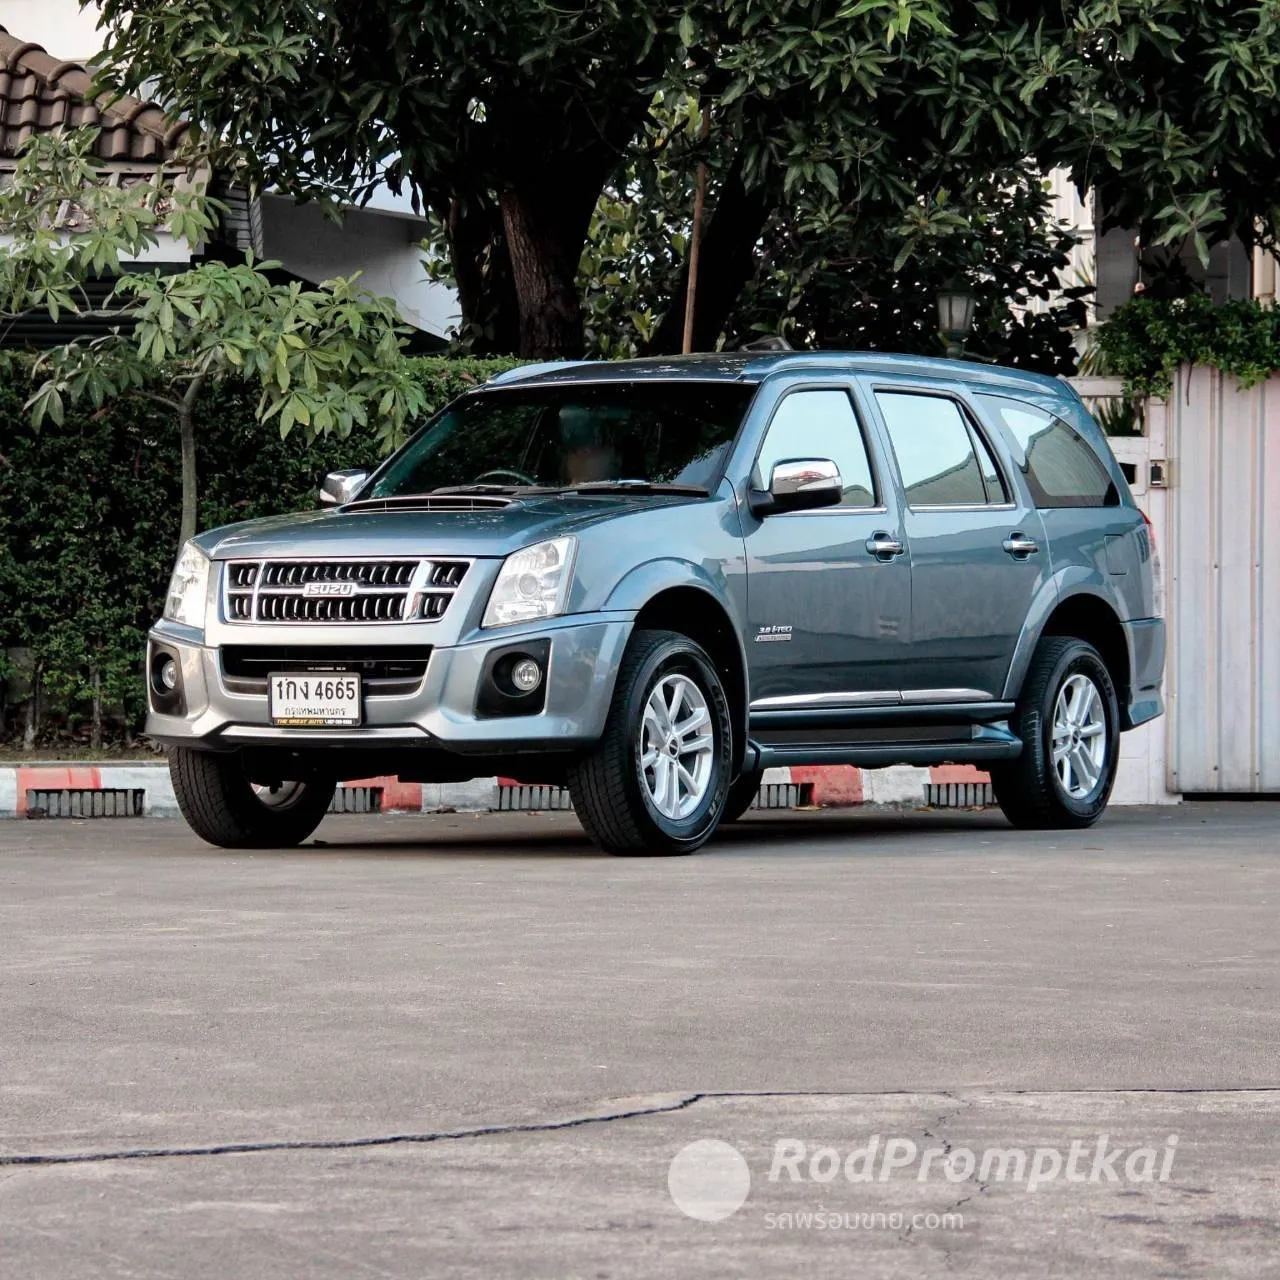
[[481, 537, 576, 629], [163, 541, 211, 628]]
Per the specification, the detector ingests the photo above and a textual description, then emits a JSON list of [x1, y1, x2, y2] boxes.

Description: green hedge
[[1091, 293, 1280, 398], [0, 354, 519, 746]]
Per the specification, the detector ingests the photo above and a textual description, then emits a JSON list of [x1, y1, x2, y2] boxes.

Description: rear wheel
[[567, 629, 732, 855], [991, 636, 1120, 830], [169, 746, 335, 848]]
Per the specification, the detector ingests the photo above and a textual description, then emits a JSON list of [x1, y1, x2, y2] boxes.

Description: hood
[[193, 493, 711, 561]]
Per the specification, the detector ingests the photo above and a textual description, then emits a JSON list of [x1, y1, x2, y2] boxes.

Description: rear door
[[858, 381, 1049, 703], [742, 382, 911, 708]]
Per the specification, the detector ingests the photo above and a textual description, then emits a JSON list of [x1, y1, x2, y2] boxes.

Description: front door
[[861, 383, 1049, 702], [743, 384, 911, 711]]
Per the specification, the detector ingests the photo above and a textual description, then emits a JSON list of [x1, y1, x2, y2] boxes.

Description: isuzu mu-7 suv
[[147, 352, 1164, 854]]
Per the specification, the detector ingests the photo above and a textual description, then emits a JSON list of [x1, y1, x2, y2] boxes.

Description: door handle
[[866, 532, 905, 560], [1002, 532, 1039, 558]]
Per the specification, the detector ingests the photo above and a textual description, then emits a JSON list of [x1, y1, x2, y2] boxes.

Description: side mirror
[[319, 468, 370, 507], [749, 458, 843, 517]]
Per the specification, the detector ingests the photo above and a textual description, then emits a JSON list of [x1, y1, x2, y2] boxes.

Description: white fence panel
[[1164, 367, 1280, 793]]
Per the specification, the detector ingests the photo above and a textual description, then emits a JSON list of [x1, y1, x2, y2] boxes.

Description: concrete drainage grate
[[498, 784, 575, 812], [496, 781, 815, 813], [751, 782, 813, 810], [26, 788, 145, 819], [924, 781, 994, 809], [329, 786, 383, 814]]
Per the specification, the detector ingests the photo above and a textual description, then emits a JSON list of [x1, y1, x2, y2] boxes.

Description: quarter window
[[977, 396, 1119, 509], [755, 389, 877, 508], [875, 392, 999, 507]]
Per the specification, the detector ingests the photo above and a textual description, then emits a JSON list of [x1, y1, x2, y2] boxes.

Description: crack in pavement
[[3, 1086, 1278, 1169]]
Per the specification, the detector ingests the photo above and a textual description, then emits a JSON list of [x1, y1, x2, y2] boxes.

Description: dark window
[[978, 396, 1119, 509], [366, 381, 756, 498], [755, 389, 877, 508], [876, 392, 990, 507]]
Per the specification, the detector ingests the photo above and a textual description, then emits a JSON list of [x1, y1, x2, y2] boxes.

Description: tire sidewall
[[1039, 646, 1120, 820], [623, 638, 732, 848]]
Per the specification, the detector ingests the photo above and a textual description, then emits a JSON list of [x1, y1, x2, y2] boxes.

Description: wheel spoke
[[1072, 744, 1099, 791], [1079, 722, 1105, 740], [666, 679, 685, 725]]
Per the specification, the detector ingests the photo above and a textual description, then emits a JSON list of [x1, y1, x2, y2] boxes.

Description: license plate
[[268, 672, 362, 727]]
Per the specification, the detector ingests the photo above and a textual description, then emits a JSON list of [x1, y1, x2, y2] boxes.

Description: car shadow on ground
[[293, 805, 1094, 859]]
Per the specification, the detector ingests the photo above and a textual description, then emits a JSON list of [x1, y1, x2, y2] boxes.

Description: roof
[[0, 25, 188, 164], [487, 351, 1072, 400]]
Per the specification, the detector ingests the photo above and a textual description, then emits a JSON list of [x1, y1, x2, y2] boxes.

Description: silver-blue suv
[[147, 352, 1164, 854]]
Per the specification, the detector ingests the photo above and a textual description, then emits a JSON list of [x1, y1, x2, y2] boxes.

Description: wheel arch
[[1007, 588, 1131, 719], [628, 584, 751, 773]]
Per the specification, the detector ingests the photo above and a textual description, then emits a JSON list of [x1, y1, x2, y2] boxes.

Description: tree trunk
[[651, 152, 774, 355], [90, 665, 102, 751], [22, 665, 39, 752], [177, 377, 203, 548], [499, 185, 591, 359], [445, 196, 520, 355]]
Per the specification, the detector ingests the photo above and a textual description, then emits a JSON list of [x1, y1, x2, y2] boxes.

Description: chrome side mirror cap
[[749, 457, 843, 517], [319, 468, 370, 507]]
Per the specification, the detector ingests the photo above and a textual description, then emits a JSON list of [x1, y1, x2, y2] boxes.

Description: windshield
[[364, 381, 757, 498]]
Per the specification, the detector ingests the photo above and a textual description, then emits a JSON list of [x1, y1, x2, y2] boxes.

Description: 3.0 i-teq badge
[[755, 624, 793, 643]]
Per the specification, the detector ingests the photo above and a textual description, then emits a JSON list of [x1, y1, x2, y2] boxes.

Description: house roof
[[0, 25, 187, 164]]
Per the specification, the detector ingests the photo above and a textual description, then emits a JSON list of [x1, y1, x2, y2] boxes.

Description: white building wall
[[258, 196, 458, 340]]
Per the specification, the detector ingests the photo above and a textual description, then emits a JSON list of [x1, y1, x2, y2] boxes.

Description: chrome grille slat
[[223, 557, 470, 625]]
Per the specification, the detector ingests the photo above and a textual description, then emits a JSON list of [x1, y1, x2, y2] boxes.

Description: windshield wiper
[[556, 480, 710, 497]]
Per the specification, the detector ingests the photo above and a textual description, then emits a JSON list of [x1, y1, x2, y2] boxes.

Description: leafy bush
[[0, 352, 518, 747], [1091, 294, 1280, 398]]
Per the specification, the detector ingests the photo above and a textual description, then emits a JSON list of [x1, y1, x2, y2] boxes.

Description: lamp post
[[936, 282, 977, 359]]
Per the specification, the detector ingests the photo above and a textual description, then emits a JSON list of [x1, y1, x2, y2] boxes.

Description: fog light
[[510, 657, 543, 693], [159, 658, 179, 691]]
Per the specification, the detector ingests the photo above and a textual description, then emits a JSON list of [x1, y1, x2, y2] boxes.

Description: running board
[[751, 723, 1023, 772]]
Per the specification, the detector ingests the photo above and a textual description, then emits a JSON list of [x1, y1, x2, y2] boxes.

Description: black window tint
[[756, 389, 877, 508], [977, 396, 1119, 509], [876, 392, 987, 506]]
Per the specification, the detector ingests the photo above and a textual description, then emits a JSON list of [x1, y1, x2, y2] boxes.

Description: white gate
[[1160, 367, 1280, 792]]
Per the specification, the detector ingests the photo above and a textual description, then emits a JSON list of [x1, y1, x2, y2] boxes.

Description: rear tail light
[[1140, 508, 1163, 618]]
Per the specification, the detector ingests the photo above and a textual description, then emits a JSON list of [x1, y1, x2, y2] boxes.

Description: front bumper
[[145, 614, 633, 754]]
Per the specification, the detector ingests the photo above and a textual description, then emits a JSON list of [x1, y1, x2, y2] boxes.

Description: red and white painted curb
[[0, 762, 987, 818]]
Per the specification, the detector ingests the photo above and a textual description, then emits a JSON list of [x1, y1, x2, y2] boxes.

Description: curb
[[0, 762, 986, 819]]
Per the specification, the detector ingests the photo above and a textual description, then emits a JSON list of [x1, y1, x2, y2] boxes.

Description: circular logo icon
[[667, 1139, 751, 1221]]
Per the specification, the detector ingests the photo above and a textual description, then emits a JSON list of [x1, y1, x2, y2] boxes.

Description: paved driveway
[[2, 804, 1278, 1277]]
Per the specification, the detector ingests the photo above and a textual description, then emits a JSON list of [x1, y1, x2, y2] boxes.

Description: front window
[[364, 381, 758, 499]]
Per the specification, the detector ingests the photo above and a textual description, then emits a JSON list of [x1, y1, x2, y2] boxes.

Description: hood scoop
[[342, 494, 515, 514]]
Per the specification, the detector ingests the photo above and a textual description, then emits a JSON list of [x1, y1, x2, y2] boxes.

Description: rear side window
[[977, 396, 1119, 509], [875, 392, 1001, 507], [755, 389, 878, 508]]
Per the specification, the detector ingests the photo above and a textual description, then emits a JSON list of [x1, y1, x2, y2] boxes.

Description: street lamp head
[[936, 282, 977, 357]]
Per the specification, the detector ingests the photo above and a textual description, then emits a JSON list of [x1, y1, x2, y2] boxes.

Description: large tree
[[93, 1, 1280, 358]]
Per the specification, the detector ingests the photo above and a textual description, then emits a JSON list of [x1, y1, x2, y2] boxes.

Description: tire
[[990, 636, 1121, 830], [567, 629, 733, 855], [720, 768, 764, 824], [169, 746, 335, 848]]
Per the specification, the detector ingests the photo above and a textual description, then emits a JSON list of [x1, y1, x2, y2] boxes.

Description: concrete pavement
[[2, 804, 1278, 1276]]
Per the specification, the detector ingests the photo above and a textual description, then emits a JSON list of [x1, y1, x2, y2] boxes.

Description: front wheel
[[990, 636, 1120, 830], [567, 629, 733, 855], [169, 746, 335, 848]]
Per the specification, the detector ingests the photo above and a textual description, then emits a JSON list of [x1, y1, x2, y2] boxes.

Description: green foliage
[[0, 128, 433, 545], [0, 352, 518, 746], [93, 1, 1280, 357], [1090, 295, 1280, 398]]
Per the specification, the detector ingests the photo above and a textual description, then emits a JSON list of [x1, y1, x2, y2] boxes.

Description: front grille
[[221, 646, 433, 696], [223, 557, 470, 625]]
